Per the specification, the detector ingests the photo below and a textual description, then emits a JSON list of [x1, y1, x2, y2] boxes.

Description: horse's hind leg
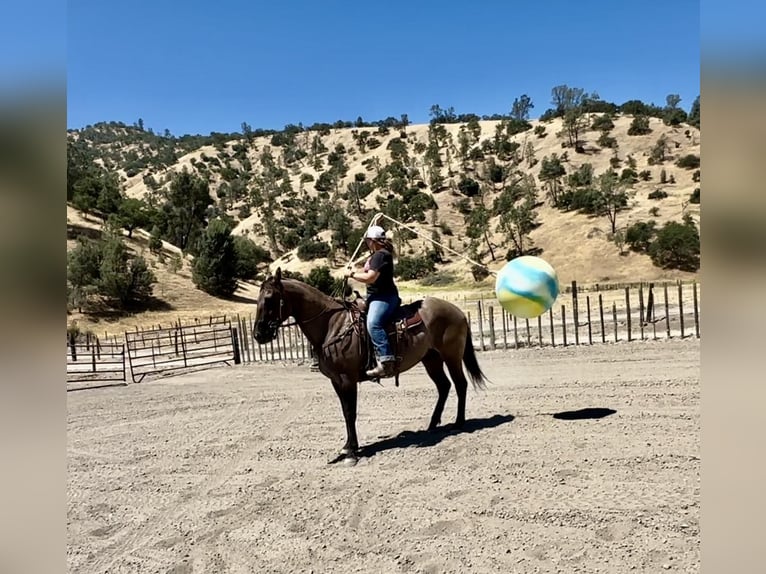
[[444, 357, 469, 428], [422, 350, 451, 430]]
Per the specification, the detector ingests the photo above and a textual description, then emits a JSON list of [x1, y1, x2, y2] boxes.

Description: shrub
[[591, 114, 614, 131], [597, 132, 618, 149], [649, 207, 660, 217], [471, 265, 490, 282], [297, 239, 331, 261], [649, 217, 700, 271], [457, 177, 480, 197], [692, 170, 700, 182], [690, 188, 700, 204], [625, 221, 657, 252], [620, 168, 638, 184], [233, 235, 270, 280], [627, 115, 652, 135], [676, 154, 701, 169], [534, 125, 547, 138], [192, 219, 238, 297], [396, 255, 436, 280], [639, 170, 652, 181], [648, 189, 668, 200]]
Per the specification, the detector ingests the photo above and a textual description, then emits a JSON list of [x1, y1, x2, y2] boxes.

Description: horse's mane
[[277, 278, 348, 309]]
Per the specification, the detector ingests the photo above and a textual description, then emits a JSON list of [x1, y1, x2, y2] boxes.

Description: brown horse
[[253, 268, 489, 464]]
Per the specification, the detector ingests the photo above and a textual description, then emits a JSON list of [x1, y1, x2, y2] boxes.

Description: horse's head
[[254, 267, 290, 344]]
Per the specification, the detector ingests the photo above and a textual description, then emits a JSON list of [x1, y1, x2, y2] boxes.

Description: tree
[[192, 218, 238, 297], [665, 94, 681, 110], [98, 233, 155, 308], [649, 216, 700, 271], [596, 168, 629, 234], [539, 154, 566, 205], [625, 221, 657, 252], [67, 238, 103, 310], [160, 168, 213, 253], [117, 198, 149, 238], [688, 95, 700, 129], [494, 176, 539, 257], [511, 94, 534, 121], [233, 235, 270, 280]]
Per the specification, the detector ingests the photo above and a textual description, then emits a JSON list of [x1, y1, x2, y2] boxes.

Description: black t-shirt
[[366, 249, 398, 298]]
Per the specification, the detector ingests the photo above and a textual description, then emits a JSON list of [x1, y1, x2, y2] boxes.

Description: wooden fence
[[66, 280, 701, 385], [465, 280, 700, 351]]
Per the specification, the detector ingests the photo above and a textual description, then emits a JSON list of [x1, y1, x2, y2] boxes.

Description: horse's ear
[[274, 267, 282, 285]]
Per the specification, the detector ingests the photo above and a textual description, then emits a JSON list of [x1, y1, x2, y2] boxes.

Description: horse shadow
[[358, 414, 515, 459]]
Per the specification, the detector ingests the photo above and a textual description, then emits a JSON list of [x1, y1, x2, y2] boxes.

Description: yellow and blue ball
[[495, 256, 559, 318]]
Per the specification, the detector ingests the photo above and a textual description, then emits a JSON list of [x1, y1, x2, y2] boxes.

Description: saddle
[[348, 292, 424, 385]]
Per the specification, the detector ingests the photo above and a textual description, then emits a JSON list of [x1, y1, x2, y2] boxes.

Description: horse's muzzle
[[254, 321, 278, 344]]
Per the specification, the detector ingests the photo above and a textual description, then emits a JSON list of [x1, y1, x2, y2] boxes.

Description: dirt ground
[[67, 338, 700, 574]]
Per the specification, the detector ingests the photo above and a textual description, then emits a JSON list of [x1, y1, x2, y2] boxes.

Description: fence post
[[561, 305, 567, 347], [513, 315, 519, 348], [488, 306, 496, 350], [571, 281, 579, 345], [231, 327, 241, 365], [647, 283, 655, 323], [525, 318, 531, 347], [549, 307, 555, 347], [678, 281, 685, 338], [69, 332, 77, 362], [664, 283, 671, 339], [612, 303, 618, 342], [502, 309, 508, 349], [586, 295, 593, 345], [625, 287, 632, 342], [638, 284, 645, 341], [599, 294, 605, 343], [91, 346, 96, 373], [477, 301, 485, 351], [693, 282, 700, 338], [537, 315, 543, 347]]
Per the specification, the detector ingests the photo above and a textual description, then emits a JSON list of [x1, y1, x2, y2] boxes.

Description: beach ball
[[495, 256, 559, 318]]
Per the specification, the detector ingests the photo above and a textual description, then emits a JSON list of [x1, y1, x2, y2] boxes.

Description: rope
[[345, 211, 497, 276]]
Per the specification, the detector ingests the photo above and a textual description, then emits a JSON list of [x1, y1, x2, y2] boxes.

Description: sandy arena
[[67, 338, 700, 573]]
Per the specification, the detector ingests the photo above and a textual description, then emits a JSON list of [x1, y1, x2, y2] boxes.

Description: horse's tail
[[463, 323, 489, 390]]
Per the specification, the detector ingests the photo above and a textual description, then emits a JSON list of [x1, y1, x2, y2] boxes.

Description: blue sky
[[66, 0, 702, 136]]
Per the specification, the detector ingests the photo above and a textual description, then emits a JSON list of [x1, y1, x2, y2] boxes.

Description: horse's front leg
[[328, 374, 359, 465]]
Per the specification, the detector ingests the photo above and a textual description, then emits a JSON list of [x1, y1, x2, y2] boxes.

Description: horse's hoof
[[341, 455, 359, 467], [328, 451, 359, 465]]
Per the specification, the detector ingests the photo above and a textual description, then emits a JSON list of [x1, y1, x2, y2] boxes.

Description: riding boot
[[366, 359, 395, 379]]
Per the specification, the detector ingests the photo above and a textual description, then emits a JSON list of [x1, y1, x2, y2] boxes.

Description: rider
[[346, 224, 401, 378]]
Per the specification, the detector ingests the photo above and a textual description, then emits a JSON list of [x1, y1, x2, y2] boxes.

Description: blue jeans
[[366, 294, 400, 362]]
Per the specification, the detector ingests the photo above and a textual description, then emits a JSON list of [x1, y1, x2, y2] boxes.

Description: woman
[[346, 225, 401, 378]]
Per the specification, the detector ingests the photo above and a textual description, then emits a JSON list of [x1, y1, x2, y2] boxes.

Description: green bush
[[676, 154, 701, 169], [625, 221, 657, 252], [457, 177, 480, 197], [534, 125, 546, 138], [297, 239, 331, 261], [639, 170, 652, 181], [620, 168, 638, 184], [627, 115, 652, 135], [192, 219, 238, 297], [591, 114, 614, 131], [648, 189, 668, 200], [396, 255, 436, 280], [233, 235, 270, 280], [690, 188, 700, 204], [597, 132, 618, 148], [649, 217, 700, 271]]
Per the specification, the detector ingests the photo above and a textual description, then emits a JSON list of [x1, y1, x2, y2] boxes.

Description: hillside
[[67, 105, 701, 334]]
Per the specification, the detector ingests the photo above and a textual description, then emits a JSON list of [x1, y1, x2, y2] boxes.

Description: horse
[[253, 267, 489, 465]]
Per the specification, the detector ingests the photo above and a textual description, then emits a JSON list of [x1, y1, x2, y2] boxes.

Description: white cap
[[365, 225, 386, 239]]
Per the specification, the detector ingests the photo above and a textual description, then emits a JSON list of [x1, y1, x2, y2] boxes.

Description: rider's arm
[[349, 269, 380, 284]]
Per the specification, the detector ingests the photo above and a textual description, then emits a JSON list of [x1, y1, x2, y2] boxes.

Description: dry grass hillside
[[67, 113, 701, 335]]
